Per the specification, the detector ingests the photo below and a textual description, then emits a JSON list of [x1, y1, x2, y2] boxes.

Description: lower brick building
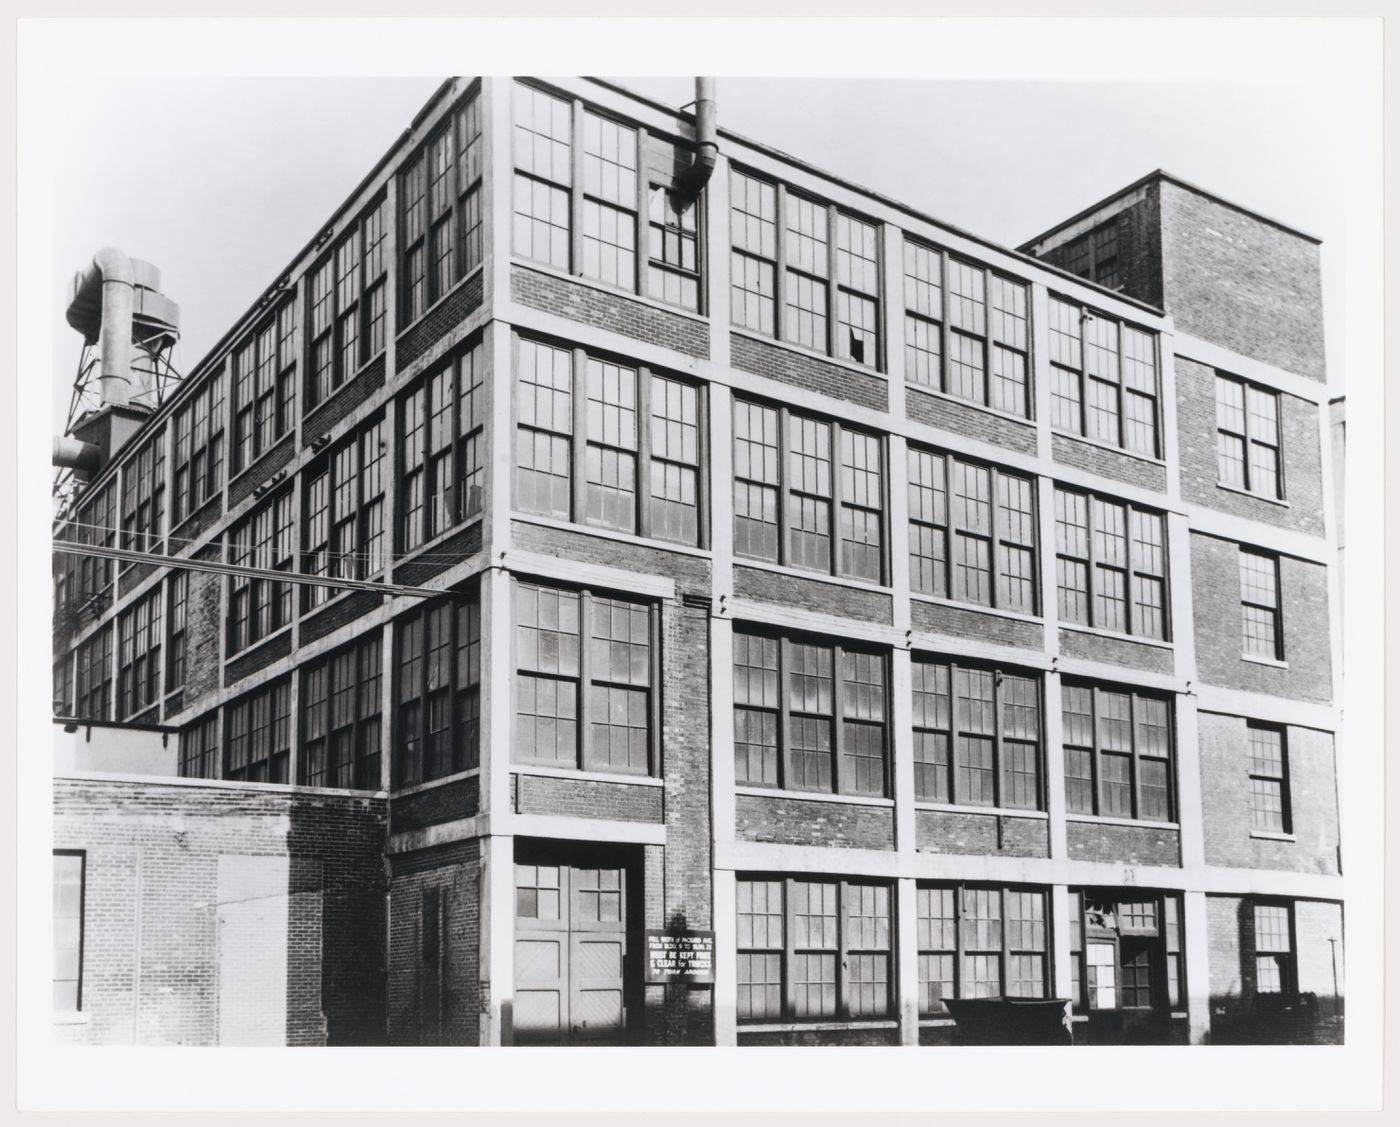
[[51, 77, 1343, 1048]]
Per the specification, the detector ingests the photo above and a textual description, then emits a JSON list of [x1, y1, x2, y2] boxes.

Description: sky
[[42, 67, 1354, 432]]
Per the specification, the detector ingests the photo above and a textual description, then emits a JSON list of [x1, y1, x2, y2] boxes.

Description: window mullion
[[992, 669, 1004, 809], [783, 877, 797, 1020], [1124, 503, 1137, 638], [980, 266, 993, 408], [949, 661, 961, 805], [825, 204, 838, 359], [832, 643, 845, 796], [831, 422, 843, 579], [1127, 691, 1140, 820], [777, 409, 792, 567], [1115, 319, 1127, 449], [779, 637, 793, 791], [637, 367, 654, 540], [949, 459, 964, 603], [1090, 687, 1103, 816], [1085, 495, 1100, 629], [571, 347, 587, 525], [634, 127, 649, 296], [649, 602, 661, 777], [837, 881, 851, 1020], [578, 589, 592, 771], [938, 250, 951, 394], [988, 468, 1002, 610]]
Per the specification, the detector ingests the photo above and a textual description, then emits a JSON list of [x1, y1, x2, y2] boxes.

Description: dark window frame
[[308, 194, 390, 409], [231, 301, 296, 473], [119, 430, 166, 563], [1054, 485, 1169, 641], [1069, 889, 1184, 1014], [1251, 900, 1297, 996], [1239, 547, 1283, 661], [301, 631, 383, 790], [395, 585, 481, 788], [1061, 682, 1176, 823], [224, 678, 292, 784], [116, 587, 162, 720], [1215, 372, 1284, 500], [74, 625, 113, 722], [165, 570, 187, 694], [171, 375, 225, 525], [227, 490, 295, 655], [179, 712, 220, 779], [53, 850, 86, 1013], [1247, 723, 1291, 834], [304, 413, 388, 610], [916, 882, 1050, 1016]]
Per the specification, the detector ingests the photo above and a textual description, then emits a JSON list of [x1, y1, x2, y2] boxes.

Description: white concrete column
[[1029, 281, 1054, 462], [712, 867, 737, 1046], [881, 222, 906, 420], [1182, 889, 1212, 1044], [896, 876, 920, 1045], [1043, 668, 1067, 862], [482, 77, 514, 314], [479, 563, 513, 826], [1166, 509, 1205, 871], [1051, 883, 1074, 1002], [480, 832, 517, 1046]]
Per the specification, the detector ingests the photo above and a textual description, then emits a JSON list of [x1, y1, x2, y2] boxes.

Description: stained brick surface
[[731, 333, 887, 412], [1065, 820, 1181, 867], [398, 273, 485, 371], [915, 810, 1049, 858], [391, 776, 481, 832], [229, 433, 297, 509], [514, 773, 663, 822], [1052, 433, 1169, 493], [1058, 628, 1174, 675], [906, 388, 1038, 455], [302, 355, 387, 446], [736, 794, 895, 850], [733, 566, 893, 626], [911, 600, 1042, 650]]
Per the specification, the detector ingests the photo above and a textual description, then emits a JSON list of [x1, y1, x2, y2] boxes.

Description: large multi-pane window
[[165, 570, 187, 694], [172, 375, 225, 523], [647, 186, 700, 310], [402, 92, 482, 325], [74, 625, 112, 721], [400, 342, 484, 554], [73, 480, 117, 610], [232, 302, 296, 472], [120, 432, 165, 560], [737, 876, 892, 1023], [908, 447, 1037, 612], [911, 657, 1041, 809], [305, 416, 387, 608], [733, 629, 888, 797], [515, 337, 704, 546], [116, 588, 161, 720], [1215, 374, 1282, 498], [903, 240, 1031, 416], [733, 399, 884, 583], [302, 632, 382, 789], [309, 195, 389, 406], [1062, 682, 1174, 822], [53, 851, 85, 1013], [581, 110, 639, 288], [514, 581, 655, 775], [1055, 487, 1168, 640], [1048, 297, 1159, 456], [917, 884, 1048, 1015], [1070, 890, 1183, 1012], [1058, 221, 1121, 290], [179, 713, 219, 779], [1248, 723, 1290, 834], [227, 492, 294, 654], [396, 588, 480, 787], [513, 83, 573, 272], [1253, 903, 1295, 994], [729, 168, 881, 368], [224, 679, 291, 784], [1239, 548, 1282, 660]]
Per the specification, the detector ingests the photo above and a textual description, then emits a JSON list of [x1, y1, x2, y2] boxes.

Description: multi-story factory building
[[50, 76, 1343, 1048]]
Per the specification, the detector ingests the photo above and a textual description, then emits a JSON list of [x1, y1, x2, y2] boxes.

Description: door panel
[[514, 851, 630, 1045]]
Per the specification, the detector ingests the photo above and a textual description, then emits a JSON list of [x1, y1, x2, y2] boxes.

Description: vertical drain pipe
[[93, 247, 136, 407], [676, 77, 718, 196]]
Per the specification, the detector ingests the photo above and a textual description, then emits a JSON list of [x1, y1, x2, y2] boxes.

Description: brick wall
[[906, 389, 1038, 455], [514, 773, 664, 822], [225, 629, 293, 687], [1160, 180, 1326, 381], [1064, 820, 1180, 866], [52, 777, 386, 1046], [733, 566, 893, 626], [731, 333, 887, 412], [912, 600, 1043, 650], [1198, 715, 1340, 875], [302, 355, 387, 446], [1174, 356, 1325, 535], [1037, 188, 1165, 311], [181, 547, 224, 712], [393, 522, 483, 587], [915, 810, 1049, 858], [229, 433, 297, 509], [397, 272, 485, 371], [386, 839, 481, 1045], [1057, 629, 1174, 675], [300, 591, 385, 647], [172, 493, 224, 547], [391, 775, 481, 832], [1052, 433, 1169, 493], [1189, 533, 1333, 702], [735, 794, 895, 850], [509, 522, 712, 596], [512, 265, 708, 360]]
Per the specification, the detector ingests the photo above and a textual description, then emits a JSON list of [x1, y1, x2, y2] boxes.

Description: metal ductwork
[[676, 77, 717, 196], [65, 247, 180, 409], [52, 437, 102, 474]]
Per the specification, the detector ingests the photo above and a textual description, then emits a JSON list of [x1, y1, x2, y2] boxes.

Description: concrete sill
[[1216, 481, 1290, 508], [395, 267, 485, 342], [391, 768, 480, 799], [510, 260, 710, 328], [1250, 830, 1297, 842], [1051, 428, 1168, 470], [911, 593, 1044, 628], [1059, 622, 1174, 651], [735, 786, 894, 809], [511, 512, 711, 561], [1066, 813, 1180, 831], [1241, 653, 1290, 669], [739, 1020, 898, 1033], [905, 380, 1037, 429], [732, 557, 892, 597], [730, 327, 890, 384], [514, 765, 663, 788], [914, 801, 1048, 821]]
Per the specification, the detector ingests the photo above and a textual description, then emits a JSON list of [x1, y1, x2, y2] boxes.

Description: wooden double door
[[513, 842, 638, 1045]]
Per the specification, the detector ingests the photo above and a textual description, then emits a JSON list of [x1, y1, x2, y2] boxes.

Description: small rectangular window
[[116, 588, 162, 720], [1239, 548, 1282, 660], [172, 376, 225, 524], [1247, 724, 1290, 833], [1216, 373, 1283, 499], [179, 712, 220, 779], [1253, 903, 1294, 994], [227, 491, 294, 654]]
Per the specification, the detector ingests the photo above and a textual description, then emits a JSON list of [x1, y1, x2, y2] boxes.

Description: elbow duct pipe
[[677, 77, 717, 196], [53, 437, 102, 473]]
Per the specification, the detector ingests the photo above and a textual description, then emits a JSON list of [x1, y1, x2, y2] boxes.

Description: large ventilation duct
[[52, 437, 102, 474], [676, 77, 717, 196]]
